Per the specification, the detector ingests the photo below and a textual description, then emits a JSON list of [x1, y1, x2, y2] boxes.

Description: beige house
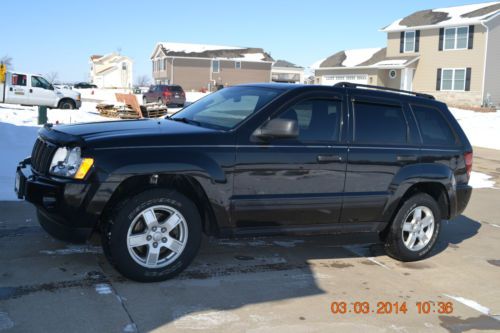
[[151, 42, 274, 91], [90, 53, 133, 88], [271, 60, 305, 84], [314, 2, 500, 107]]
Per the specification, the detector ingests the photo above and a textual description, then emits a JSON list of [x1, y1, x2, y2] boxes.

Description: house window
[[444, 27, 469, 50], [404, 31, 416, 52], [212, 60, 220, 73], [122, 62, 127, 70], [164, 58, 168, 71], [441, 69, 466, 91], [235, 61, 241, 69]]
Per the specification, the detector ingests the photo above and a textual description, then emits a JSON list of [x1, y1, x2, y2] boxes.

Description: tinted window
[[11, 74, 27, 86], [276, 99, 341, 142], [411, 105, 456, 146], [31, 76, 51, 89], [354, 101, 407, 144], [172, 86, 281, 130], [168, 86, 183, 92]]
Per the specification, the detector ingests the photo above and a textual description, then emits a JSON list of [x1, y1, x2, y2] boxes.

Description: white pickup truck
[[1, 71, 81, 109]]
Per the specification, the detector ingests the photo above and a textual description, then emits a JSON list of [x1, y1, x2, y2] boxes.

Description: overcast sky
[[1, 0, 481, 83]]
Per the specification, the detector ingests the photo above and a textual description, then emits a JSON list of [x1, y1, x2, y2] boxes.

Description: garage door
[[321, 74, 368, 85]]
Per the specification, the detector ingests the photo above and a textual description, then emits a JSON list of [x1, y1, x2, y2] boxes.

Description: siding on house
[[314, 68, 382, 85], [484, 14, 500, 106], [387, 25, 487, 106]]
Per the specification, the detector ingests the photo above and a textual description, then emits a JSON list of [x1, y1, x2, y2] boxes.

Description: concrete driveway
[[0, 147, 499, 333]]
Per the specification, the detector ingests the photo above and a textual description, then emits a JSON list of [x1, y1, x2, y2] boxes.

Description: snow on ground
[[469, 171, 496, 189], [449, 107, 500, 150]]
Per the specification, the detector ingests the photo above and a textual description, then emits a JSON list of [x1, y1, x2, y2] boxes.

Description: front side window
[[11, 74, 27, 86], [171, 86, 282, 130], [411, 105, 456, 146], [354, 101, 407, 144], [275, 99, 341, 143], [444, 27, 469, 50], [212, 60, 220, 73], [31, 76, 51, 89], [404, 31, 416, 52], [235, 61, 241, 69], [441, 69, 466, 91]]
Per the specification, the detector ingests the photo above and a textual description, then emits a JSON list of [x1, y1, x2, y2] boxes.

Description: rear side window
[[354, 101, 407, 144], [411, 105, 456, 146], [11, 74, 27, 86]]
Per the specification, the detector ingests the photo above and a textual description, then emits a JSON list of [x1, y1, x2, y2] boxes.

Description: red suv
[[143, 85, 186, 107]]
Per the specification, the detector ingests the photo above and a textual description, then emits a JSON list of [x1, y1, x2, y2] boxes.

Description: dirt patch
[[399, 262, 433, 269]]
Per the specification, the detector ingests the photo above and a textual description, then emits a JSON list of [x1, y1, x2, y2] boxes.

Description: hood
[[55, 88, 80, 100], [41, 118, 219, 148]]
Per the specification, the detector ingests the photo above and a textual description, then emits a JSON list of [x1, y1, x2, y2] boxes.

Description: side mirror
[[48, 84, 54, 90], [253, 118, 299, 140]]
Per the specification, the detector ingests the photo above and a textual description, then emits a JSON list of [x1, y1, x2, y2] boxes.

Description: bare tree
[[1, 55, 13, 68], [135, 75, 151, 87], [45, 71, 59, 83]]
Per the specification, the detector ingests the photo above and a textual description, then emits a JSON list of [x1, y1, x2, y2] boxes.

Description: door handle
[[397, 155, 418, 162], [317, 154, 342, 163], [29, 89, 33, 93], [9, 87, 13, 91]]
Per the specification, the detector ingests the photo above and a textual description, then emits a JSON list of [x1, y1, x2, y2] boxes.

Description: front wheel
[[102, 189, 202, 282], [58, 99, 76, 109], [384, 193, 441, 261]]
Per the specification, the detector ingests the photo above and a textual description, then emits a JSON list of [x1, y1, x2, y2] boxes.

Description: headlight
[[49, 147, 94, 179], [76, 94, 81, 101]]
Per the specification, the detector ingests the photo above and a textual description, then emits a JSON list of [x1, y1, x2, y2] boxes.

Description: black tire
[[177, 104, 184, 107], [384, 193, 441, 262], [58, 99, 75, 109], [102, 188, 202, 282]]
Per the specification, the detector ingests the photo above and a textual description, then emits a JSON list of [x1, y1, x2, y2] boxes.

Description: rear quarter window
[[411, 104, 457, 146]]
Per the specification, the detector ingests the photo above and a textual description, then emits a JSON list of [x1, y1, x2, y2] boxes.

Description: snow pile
[[469, 171, 496, 189], [310, 57, 328, 70], [371, 59, 409, 67], [342, 48, 382, 67], [449, 108, 500, 150], [383, 1, 500, 31], [232, 53, 268, 62]]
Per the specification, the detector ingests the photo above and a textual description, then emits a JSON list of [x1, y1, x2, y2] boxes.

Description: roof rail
[[333, 82, 435, 100]]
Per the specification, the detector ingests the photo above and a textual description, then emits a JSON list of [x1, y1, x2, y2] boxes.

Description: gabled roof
[[273, 59, 303, 69], [90, 52, 132, 64], [312, 47, 419, 70], [312, 48, 383, 69], [382, 1, 500, 32], [151, 42, 274, 62]]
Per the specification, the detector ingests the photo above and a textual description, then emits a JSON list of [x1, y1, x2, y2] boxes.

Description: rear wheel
[[58, 99, 75, 109], [384, 193, 441, 261], [102, 189, 202, 282]]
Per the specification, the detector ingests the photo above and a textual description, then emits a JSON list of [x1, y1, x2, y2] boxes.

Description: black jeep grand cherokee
[[15, 83, 473, 282]]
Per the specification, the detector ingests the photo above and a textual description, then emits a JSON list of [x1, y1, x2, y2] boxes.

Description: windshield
[[170, 86, 282, 130]]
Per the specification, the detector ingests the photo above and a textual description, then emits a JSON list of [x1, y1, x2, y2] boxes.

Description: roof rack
[[333, 82, 435, 100]]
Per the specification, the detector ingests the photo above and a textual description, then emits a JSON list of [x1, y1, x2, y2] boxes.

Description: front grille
[[31, 138, 58, 174]]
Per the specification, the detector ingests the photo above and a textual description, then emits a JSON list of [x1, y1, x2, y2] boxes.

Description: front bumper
[[75, 100, 82, 109], [15, 158, 98, 239]]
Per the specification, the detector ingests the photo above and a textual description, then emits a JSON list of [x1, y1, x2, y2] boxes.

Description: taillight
[[464, 152, 473, 180], [163, 91, 171, 97]]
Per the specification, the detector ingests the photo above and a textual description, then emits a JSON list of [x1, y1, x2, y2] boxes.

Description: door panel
[[30, 76, 58, 107], [233, 95, 347, 228], [5, 73, 29, 104], [342, 94, 420, 223]]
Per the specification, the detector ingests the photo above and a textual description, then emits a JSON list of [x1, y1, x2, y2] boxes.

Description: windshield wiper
[[168, 117, 202, 127]]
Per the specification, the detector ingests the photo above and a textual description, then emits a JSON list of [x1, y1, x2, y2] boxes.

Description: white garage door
[[321, 74, 368, 85]]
